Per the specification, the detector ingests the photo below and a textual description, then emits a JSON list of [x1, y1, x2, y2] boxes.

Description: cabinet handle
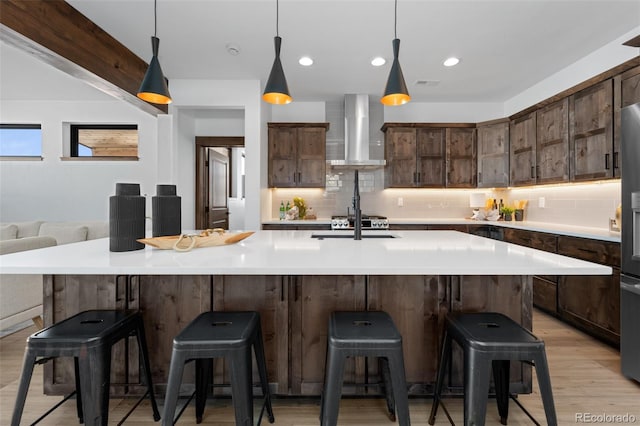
[[413, 172, 417, 184], [417, 172, 421, 184], [605, 153, 610, 170], [536, 165, 540, 179], [478, 172, 482, 184], [531, 166, 535, 179], [613, 152, 619, 169], [298, 172, 302, 184], [280, 277, 284, 302]]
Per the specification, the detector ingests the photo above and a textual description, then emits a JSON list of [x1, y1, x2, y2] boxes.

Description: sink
[[310, 233, 397, 239]]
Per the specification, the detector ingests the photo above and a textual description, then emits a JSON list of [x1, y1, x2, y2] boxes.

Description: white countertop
[[0, 230, 611, 276]]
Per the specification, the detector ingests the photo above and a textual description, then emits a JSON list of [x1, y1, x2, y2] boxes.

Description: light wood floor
[[1, 309, 639, 425]]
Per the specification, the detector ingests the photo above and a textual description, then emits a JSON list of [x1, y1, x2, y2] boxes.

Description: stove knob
[[382, 219, 388, 228], [331, 220, 338, 228], [373, 221, 379, 228]]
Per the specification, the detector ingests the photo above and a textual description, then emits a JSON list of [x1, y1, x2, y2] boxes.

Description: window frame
[[69, 124, 139, 160], [0, 123, 43, 160]]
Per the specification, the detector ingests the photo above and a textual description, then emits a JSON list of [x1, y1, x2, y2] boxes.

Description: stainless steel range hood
[[328, 94, 386, 169]]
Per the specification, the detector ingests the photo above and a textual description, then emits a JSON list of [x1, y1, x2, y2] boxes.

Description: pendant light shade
[[263, 0, 292, 104], [138, 36, 172, 104], [137, 0, 172, 105], [381, 0, 410, 106], [263, 36, 292, 104], [381, 38, 410, 106]]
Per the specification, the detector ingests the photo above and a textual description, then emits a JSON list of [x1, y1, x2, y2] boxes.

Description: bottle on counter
[[499, 199, 504, 211], [279, 201, 285, 220], [492, 199, 498, 210], [286, 201, 290, 212]]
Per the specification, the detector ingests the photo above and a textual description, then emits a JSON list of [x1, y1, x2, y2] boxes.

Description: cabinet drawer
[[503, 228, 557, 253], [533, 276, 557, 314], [557, 235, 620, 266], [427, 224, 469, 233]]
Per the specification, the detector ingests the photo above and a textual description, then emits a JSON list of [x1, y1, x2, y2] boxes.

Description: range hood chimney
[[328, 94, 386, 169]]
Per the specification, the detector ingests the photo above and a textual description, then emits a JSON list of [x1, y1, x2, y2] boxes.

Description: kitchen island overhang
[[0, 230, 612, 276], [0, 230, 611, 397]]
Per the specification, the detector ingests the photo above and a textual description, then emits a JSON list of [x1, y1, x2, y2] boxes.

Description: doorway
[[195, 137, 244, 230]]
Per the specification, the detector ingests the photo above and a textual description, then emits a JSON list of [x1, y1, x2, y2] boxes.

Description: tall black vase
[[152, 184, 181, 237], [109, 183, 145, 252]]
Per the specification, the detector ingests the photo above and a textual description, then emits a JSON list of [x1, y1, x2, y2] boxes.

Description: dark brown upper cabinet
[[509, 112, 537, 186], [383, 124, 476, 188], [446, 127, 477, 188], [613, 65, 640, 179], [536, 98, 570, 184], [477, 119, 509, 188], [268, 123, 329, 188], [569, 79, 614, 181]]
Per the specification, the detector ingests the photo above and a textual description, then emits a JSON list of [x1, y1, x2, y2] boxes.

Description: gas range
[[331, 214, 389, 230]]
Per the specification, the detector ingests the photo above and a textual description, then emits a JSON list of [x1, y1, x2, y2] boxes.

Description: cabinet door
[[569, 79, 614, 181], [385, 127, 417, 187], [536, 98, 570, 184], [509, 113, 536, 186], [268, 127, 297, 187], [368, 276, 446, 394], [477, 121, 509, 187], [297, 127, 326, 187], [213, 275, 289, 394], [558, 268, 620, 346], [446, 127, 477, 188], [290, 275, 366, 395], [533, 276, 557, 314], [614, 65, 640, 178], [416, 128, 445, 187], [449, 275, 532, 394]]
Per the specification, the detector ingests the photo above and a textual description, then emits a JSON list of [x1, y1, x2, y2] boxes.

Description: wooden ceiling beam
[[0, 0, 167, 115]]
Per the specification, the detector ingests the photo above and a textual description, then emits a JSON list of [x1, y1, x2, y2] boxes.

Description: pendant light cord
[[394, 0, 397, 39], [276, 0, 280, 37], [154, 0, 158, 37]]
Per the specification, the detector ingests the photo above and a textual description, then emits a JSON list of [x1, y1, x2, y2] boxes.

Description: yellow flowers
[[293, 196, 306, 218]]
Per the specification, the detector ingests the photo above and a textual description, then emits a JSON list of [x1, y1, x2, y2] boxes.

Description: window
[[70, 124, 138, 158], [0, 124, 42, 157]]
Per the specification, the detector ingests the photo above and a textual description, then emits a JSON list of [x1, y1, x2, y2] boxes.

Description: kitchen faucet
[[353, 170, 361, 240]]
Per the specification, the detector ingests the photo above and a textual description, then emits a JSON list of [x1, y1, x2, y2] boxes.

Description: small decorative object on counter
[[279, 201, 285, 220], [305, 207, 317, 220], [285, 205, 299, 220], [514, 199, 527, 221], [500, 206, 515, 221], [293, 196, 306, 219], [109, 183, 145, 252], [138, 228, 254, 251], [152, 184, 181, 237], [514, 209, 524, 221]]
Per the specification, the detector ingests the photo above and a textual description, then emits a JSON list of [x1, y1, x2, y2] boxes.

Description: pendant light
[[262, 0, 292, 104], [381, 0, 410, 106], [137, 0, 172, 105]]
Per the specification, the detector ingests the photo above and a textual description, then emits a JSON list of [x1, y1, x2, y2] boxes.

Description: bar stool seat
[[429, 312, 557, 426], [11, 309, 161, 426], [162, 311, 275, 426], [320, 311, 411, 426]]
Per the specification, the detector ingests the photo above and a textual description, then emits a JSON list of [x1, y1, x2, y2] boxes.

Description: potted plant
[[500, 206, 515, 221]]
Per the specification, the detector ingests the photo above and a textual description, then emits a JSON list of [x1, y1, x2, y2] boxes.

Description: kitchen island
[[0, 230, 611, 397]]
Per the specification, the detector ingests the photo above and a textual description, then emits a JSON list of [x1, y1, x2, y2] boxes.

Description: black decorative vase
[[109, 183, 145, 252], [152, 184, 181, 237]]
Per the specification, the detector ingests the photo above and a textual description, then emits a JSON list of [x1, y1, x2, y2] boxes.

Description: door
[[208, 148, 229, 230]]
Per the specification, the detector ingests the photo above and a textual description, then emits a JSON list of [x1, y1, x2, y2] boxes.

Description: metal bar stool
[[320, 311, 411, 426], [162, 311, 275, 426], [11, 310, 161, 426], [429, 312, 557, 426]]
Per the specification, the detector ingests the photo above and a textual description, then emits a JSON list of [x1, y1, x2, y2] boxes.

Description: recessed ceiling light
[[299, 56, 313, 66], [443, 57, 460, 67], [371, 57, 386, 67]]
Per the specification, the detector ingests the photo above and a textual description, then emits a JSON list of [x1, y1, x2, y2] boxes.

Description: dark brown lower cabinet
[[42, 273, 530, 397], [533, 276, 558, 314], [558, 268, 621, 346], [289, 275, 366, 395]]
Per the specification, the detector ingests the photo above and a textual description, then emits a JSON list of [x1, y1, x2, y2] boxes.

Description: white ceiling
[[2, 1, 640, 104]]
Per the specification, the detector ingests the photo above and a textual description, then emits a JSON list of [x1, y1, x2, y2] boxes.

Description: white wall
[[0, 100, 157, 222], [166, 79, 264, 230], [271, 102, 326, 122], [383, 102, 505, 123], [505, 26, 640, 115]]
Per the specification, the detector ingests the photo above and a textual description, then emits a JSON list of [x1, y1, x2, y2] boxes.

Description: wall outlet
[[397, 197, 404, 207], [538, 197, 545, 208]]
